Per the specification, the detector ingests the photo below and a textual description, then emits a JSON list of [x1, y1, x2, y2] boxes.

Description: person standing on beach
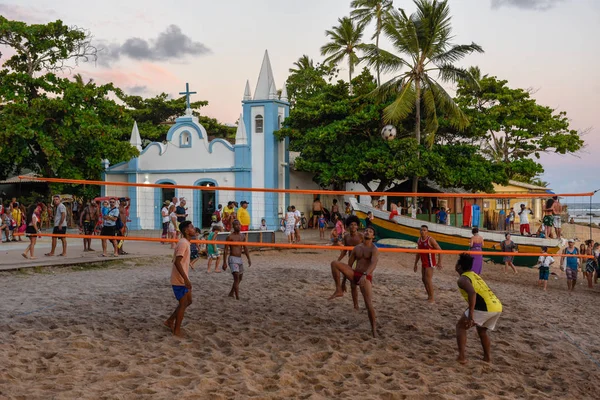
[[237, 200, 251, 232], [100, 198, 120, 257], [469, 227, 484, 275], [335, 215, 364, 310], [45, 195, 67, 257], [312, 197, 323, 229], [292, 205, 302, 243], [222, 219, 252, 300], [22, 205, 39, 259], [551, 196, 562, 239], [164, 220, 195, 337], [329, 226, 379, 337], [518, 204, 532, 236], [543, 198, 555, 238], [414, 225, 443, 303], [455, 253, 502, 364], [80, 201, 100, 252], [536, 246, 554, 291], [500, 233, 518, 274], [206, 225, 222, 273], [563, 239, 580, 293]]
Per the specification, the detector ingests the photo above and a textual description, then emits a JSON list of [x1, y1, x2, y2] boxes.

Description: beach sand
[[1, 250, 599, 399]]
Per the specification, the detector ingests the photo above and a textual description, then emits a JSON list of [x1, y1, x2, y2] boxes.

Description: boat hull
[[355, 210, 558, 266]]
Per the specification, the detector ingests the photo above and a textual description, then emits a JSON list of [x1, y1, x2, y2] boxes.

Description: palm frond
[[360, 43, 408, 74], [421, 88, 439, 147], [424, 75, 469, 130], [383, 79, 416, 123], [436, 63, 476, 86], [430, 43, 484, 65]]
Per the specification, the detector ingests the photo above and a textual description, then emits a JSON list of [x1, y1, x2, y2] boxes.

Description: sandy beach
[[1, 249, 599, 399]]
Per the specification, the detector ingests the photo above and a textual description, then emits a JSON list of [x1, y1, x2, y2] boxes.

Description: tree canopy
[[0, 17, 235, 196], [453, 67, 584, 182], [279, 68, 505, 193]]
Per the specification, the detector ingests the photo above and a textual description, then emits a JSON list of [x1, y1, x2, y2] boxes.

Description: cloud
[[126, 85, 148, 95], [98, 25, 210, 66], [491, 0, 565, 11]]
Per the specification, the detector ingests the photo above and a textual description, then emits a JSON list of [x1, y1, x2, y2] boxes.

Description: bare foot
[[21, 253, 28, 259], [328, 291, 344, 300], [427, 298, 435, 304], [456, 357, 467, 364], [173, 330, 185, 337], [482, 356, 491, 363], [214, 269, 221, 273], [88, 248, 96, 252], [29, 257, 37, 260]]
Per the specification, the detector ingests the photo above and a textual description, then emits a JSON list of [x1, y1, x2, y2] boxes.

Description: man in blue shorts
[[164, 220, 196, 337]]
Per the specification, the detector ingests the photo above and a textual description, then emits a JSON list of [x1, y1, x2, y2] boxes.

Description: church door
[[196, 182, 216, 228], [155, 183, 175, 229]]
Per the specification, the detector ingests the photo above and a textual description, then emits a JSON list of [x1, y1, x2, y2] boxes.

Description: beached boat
[[350, 198, 562, 266]]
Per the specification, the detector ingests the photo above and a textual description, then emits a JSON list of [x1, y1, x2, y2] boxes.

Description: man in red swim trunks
[[329, 226, 379, 337], [414, 225, 443, 303]]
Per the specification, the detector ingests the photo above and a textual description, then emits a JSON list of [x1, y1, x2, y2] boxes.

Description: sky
[[1, 0, 599, 199]]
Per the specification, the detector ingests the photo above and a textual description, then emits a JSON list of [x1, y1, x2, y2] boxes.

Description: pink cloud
[[76, 63, 182, 93]]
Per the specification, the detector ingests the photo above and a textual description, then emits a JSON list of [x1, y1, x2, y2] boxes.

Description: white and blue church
[[103, 51, 305, 230]]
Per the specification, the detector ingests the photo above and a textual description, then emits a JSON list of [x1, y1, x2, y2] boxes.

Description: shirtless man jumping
[[329, 226, 379, 337], [336, 215, 364, 309], [222, 219, 252, 300], [414, 225, 443, 303]]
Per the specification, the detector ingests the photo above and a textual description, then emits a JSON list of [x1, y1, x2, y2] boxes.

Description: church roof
[[244, 80, 252, 100], [130, 121, 142, 151], [235, 113, 247, 145], [254, 50, 276, 100]]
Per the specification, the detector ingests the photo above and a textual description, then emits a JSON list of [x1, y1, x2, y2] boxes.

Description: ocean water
[[564, 202, 600, 225]]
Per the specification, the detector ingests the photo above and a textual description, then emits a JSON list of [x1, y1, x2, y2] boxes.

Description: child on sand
[[318, 214, 326, 239], [536, 246, 554, 291], [222, 220, 251, 300], [330, 213, 345, 245], [164, 221, 195, 337], [206, 225, 222, 273], [285, 206, 297, 243]]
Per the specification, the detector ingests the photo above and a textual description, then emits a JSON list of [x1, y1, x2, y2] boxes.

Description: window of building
[[180, 131, 191, 148], [277, 114, 282, 129], [255, 115, 264, 133]]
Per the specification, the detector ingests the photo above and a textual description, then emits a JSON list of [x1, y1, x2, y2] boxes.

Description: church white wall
[[136, 172, 236, 230], [105, 175, 128, 199]]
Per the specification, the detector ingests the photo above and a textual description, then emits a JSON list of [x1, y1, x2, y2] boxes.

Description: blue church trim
[[127, 173, 141, 230], [166, 120, 203, 142], [192, 178, 219, 228], [105, 160, 128, 172], [154, 179, 177, 229], [105, 167, 248, 175], [208, 139, 234, 153], [139, 142, 167, 157]]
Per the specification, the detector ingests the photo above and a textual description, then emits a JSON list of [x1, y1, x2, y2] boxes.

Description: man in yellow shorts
[[456, 253, 503, 364]]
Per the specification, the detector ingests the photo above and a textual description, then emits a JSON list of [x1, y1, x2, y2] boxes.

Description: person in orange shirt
[[164, 221, 195, 337]]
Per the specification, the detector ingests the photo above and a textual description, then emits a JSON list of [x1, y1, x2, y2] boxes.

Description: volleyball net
[[15, 176, 597, 259]]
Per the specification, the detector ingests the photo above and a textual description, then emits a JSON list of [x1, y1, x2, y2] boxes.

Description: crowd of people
[[0, 195, 131, 259]]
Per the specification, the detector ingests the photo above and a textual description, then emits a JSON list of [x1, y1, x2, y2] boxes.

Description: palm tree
[[320, 17, 366, 86], [350, 0, 393, 86], [374, 0, 483, 193], [289, 55, 315, 74]]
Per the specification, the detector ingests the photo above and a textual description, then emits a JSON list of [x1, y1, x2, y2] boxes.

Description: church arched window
[[255, 115, 264, 134], [180, 131, 191, 148]]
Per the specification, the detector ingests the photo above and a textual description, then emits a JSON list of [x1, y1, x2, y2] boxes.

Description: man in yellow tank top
[[456, 253, 503, 364]]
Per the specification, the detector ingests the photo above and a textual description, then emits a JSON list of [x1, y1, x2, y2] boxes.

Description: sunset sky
[[1, 0, 598, 198]]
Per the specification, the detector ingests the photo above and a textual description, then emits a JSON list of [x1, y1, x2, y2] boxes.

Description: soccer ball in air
[[381, 125, 397, 141]]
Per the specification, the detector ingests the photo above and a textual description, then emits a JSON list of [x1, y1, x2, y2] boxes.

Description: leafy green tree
[[285, 55, 338, 105], [278, 67, 503, 192], [373, 0, 483, 193], [455, 67, 584, 181], [350, 0, 393, 86], [320, 17, 366, 86], [0, 17, 137, 196]]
